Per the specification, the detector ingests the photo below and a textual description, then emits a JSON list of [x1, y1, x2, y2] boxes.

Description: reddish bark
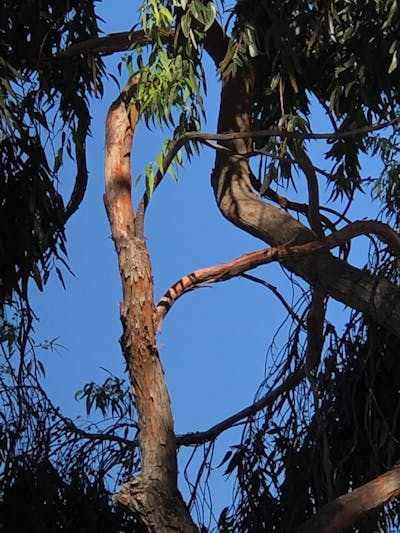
[[104, 80, 197, 532]]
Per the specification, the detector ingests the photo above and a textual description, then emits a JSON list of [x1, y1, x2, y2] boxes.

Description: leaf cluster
[[130, 1, 216, 192], [75, 374, 135, 419]]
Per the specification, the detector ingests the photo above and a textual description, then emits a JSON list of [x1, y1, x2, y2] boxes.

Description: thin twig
[[177, 367, 305, 446]]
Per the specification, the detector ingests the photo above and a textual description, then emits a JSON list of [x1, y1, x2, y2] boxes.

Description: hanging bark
[[104, 80, 197, 533]]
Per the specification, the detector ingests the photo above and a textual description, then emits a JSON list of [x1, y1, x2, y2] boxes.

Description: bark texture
[[104, 81, 197, 532]]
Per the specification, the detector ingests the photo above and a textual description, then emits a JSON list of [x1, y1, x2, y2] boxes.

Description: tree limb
[[297, 464, 400, 532], [105, 79, 197, 532], [200, 32, 400, 337], [156, 220, 400, 329]]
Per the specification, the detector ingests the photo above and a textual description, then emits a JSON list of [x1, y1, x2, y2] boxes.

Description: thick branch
[[297, 464, 400, 532], [203, 44, 400, 337], [59, 31, 147, 58]]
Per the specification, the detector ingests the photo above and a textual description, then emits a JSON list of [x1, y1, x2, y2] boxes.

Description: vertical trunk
[[104, 82, 197, 532]]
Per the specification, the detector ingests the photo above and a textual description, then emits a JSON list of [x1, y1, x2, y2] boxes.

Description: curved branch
[[202, 38, 400, 337], [297, 464, 400, 532], [241, 273, 304, 325], [155, 246, 284, 328], [295, 144, 324, 237], [156, 219, 400, 328]]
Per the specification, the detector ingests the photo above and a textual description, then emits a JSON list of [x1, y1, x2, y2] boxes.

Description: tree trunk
[[104, 81, 197, 533], [206, 48, 400, 338]]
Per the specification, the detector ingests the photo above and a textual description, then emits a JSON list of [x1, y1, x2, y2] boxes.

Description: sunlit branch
[[156, 220, 400, 328], [155, 246, 287, 329]]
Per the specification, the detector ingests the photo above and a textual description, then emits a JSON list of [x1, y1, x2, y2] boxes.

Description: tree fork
[[104, 81, 197, 532]]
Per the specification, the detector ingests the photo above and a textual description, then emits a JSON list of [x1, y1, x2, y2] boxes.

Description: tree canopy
[[2, 1, 400, 532]]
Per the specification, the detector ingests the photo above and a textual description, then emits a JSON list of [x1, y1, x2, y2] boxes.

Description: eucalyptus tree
[[2, 1, 400, 532]]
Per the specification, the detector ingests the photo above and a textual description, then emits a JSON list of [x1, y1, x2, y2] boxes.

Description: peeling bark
[[104, 81, 197, 532]]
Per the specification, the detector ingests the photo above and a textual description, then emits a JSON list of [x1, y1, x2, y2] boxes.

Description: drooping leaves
[[0, 0, 105, 309]]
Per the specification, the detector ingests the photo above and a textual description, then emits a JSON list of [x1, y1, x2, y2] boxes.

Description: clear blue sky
[[30, 1, 382, 525]]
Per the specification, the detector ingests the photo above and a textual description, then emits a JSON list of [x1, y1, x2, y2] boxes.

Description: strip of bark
[[104, 79, 197, 532], [297, 464, 400, 532]]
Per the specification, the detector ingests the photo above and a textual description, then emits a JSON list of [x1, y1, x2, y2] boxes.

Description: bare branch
[[138, 116, 399, 218], [156, 220, 400, 328], [58, 31, 148, 58], [64, 132, 88, 221], [305, 287, 326, 373], [295, 144, 324, 237], [155, 246, 286, 328], [241, 273, 304, 325], [177, 367, 305, 446]]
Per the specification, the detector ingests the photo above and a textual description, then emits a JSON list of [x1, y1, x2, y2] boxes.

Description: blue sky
[[29, 1, 383, 525]]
